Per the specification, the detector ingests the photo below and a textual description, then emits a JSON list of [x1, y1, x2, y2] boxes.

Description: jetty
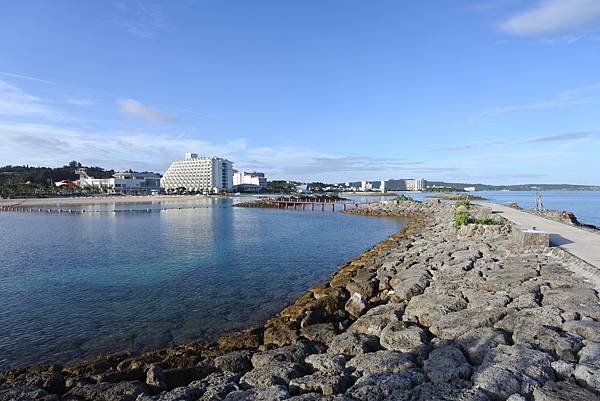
[[479, 201, 600, 269], [272, 199, 381, 211]]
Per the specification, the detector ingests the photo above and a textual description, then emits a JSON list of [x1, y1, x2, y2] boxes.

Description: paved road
[[478, 202, 600, 269]]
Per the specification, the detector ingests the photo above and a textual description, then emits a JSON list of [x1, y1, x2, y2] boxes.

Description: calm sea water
[[0, 197, 407, 370]]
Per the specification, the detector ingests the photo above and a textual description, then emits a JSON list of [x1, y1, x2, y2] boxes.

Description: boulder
[[389, 269, 432, 302], [345, 370, 425, 401], [214, 351, 253, 373], [251, 343, 312, 368], [304, 354, 347, 373], [222, 385, 290, 401], [473, 344, 555, 400], [512, 324, 582, 362], [456, 327, 510, 365], [423, 345, 472, 383], [344, 293, 368, 319], [300, 323, 337, 345], [146, 364, 167, 391], [240, 362, 307, 387], [430, 308, 507, 339], [532, 381, 600, 401], [326, 333, 380, 356], [404, 293, 467, 327], [347, 303, 403, 337], [379, 321, 429, 361], [563, 320, 600, 341], [345, 350, 416, 376], [288, 371, 351, 395], [61, 381, 149, 401]]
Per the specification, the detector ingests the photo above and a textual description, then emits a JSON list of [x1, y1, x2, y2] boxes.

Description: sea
[[0, 197, 407, 370]]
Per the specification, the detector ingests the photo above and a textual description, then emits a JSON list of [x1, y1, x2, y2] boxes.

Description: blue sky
[[1, 0, 600, 184]]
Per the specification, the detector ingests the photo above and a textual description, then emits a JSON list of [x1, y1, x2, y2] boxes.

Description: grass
[[453, 210, 472, 229], [474, 218, 500, 225]]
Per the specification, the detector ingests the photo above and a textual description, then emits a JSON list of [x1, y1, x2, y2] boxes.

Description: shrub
[[475, 218, 500, 225], [454, 211, 472, 229], [455, 200, 471, 208], [394, 194, 414, 203]]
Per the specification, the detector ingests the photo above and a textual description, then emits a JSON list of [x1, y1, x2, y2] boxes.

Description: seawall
[[1, 201, 600, 400]]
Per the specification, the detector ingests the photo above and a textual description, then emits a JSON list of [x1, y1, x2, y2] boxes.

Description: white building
[[379, 178, 427, 192], [160, 153, 233, 193], [233, 170, 267, 192], [75, 168, 161, 194]]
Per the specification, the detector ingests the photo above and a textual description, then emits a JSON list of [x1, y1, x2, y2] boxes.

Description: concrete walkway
[[478, 202, 600, 269]]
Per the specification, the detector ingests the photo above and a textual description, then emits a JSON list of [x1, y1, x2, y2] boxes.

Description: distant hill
[[428, 181, 600, 191]]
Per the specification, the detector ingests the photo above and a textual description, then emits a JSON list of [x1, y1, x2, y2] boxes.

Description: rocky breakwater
[[2, 201, 600, 401]]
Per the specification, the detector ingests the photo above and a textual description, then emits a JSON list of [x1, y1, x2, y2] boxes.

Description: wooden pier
[[271, 199, 381, 211]]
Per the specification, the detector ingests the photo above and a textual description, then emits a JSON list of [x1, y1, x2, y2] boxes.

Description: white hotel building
[[160, 153, 233, 193]]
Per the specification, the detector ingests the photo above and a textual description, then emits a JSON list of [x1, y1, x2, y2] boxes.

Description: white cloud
[[67, 98, 95, 107], [0, 80, 61, 119], [500, 0, 600, 36], [475, 83, 600, 120], [116, 98, 176, 124]]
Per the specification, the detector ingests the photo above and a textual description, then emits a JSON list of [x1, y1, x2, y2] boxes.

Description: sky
[[1, 0, 600, 185]]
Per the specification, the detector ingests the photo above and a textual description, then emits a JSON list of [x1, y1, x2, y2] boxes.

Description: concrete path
[[478, 202, 600, 269]]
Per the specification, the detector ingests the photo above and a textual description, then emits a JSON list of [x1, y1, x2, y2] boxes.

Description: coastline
[[2, 201, 600, 400], [0, 194, 234, 208]]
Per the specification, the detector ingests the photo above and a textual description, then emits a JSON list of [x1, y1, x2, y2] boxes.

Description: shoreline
[[0, 194, 237, 208], [2, 201, 600, 400]]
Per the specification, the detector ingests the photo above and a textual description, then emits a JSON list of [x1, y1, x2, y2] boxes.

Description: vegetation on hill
[[0, 161, 115, 198]]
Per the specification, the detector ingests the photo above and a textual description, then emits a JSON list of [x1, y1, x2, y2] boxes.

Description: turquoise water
[[0, 197, 406, 369]]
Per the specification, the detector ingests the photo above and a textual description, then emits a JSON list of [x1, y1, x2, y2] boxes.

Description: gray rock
[[197, 372, 240, 401], [345, 370, 425, 401], [579, 340, 600, 369], [0, 386, 58, 401], [344, 293, 368, 319], [551, 360, 575, 380], [423, 345, 472, 383], [214, 351, 253, 373], [562, 320, 600, 341], [506, 395, 527, 401], [62, 381, 149, 401], [573, 364, 600, 393], [430, 308, 507, 339], [532, 381, 600, 401], [473, 344, 555, 400], [288, 371, 351, 395], [512, 324, 583, 362], [304, 354, 347, 373], [251, 343, 312, 368], [410, 382, 493, 401], [346, 278, 378, 299], [146, 364, 167, 391], [222, 385, 290, 401], [390, 269, 432, 302], [346, 350, 416, 376], [456, 327, 510, 365], [542, 286, 600, 320], [379, 321, 429, 361], [240, 362, 307, 387], [326, 333, 380, 356], [347, 304, 403, 337], [300, 323, 337, 344], [404, 293, 467, 327], [494, 306, 563, 333]]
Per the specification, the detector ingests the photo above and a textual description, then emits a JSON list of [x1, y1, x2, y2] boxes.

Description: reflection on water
[[0, 198, 406, 369]]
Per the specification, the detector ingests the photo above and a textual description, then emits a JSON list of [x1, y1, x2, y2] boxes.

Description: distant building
[[113, 172, 161, 194], [233, 170, 267, 192], [160, 153, 233, 193], [464, 186, 476, 192], [380, 178, 427, 192], [75, 168, 161, 194]]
